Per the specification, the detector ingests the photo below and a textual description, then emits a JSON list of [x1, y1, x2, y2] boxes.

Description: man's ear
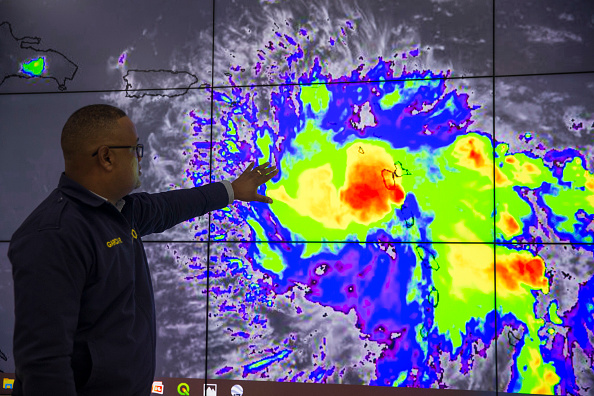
[[96, 146, 114, 170]]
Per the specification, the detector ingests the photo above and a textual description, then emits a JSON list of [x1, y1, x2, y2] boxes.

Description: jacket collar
[[58, 172, 110, 208]]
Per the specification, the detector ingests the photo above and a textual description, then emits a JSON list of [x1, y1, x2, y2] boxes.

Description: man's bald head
[[61, 104, 127, 164], [61, 104, 142, 202]]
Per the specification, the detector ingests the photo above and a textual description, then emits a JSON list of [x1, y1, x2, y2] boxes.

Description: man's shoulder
[[11, 188, 85, 242]]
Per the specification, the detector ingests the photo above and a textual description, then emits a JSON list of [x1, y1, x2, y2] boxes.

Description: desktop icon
[[231, 384, 243, 396], [152, 380, 164, 394], [178, 382, 190, 395], [204, 383, 217, 396], [3, 378, 15, 389]]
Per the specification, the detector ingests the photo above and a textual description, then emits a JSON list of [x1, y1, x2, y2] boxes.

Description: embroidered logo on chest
[[106, 237, 123, 248]]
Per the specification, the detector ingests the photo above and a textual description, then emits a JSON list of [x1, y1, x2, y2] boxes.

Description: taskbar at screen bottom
[[0, 375, 536, 396], [150, 377, 538, 396]]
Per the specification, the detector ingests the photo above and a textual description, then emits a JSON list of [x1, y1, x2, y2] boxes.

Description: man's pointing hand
[[231, 162, 278, 203]]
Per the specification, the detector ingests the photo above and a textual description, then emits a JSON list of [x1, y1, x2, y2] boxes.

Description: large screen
[[1, 0, 593, 395]]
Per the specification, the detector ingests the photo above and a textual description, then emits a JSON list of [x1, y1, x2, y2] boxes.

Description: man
[[8, 104, 277, 395]]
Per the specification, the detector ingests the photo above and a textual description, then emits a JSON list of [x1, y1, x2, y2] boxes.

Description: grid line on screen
[[492, 0, 498, 391], [2, 69, 594, 97], [204, 0, 218, 386], [142, 240, 594, 246]]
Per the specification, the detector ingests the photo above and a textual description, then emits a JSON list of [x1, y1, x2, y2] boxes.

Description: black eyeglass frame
[[91, 144, 144, 158]]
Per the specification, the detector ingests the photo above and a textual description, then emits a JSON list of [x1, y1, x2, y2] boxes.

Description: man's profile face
[[113, 116, 142, 194]]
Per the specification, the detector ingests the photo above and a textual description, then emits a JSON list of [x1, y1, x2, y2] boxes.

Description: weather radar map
[[176, 9, 593, 396], [1, 0, 593, 395]]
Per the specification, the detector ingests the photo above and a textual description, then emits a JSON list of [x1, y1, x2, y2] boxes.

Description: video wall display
[[1, 0, 593, 395]]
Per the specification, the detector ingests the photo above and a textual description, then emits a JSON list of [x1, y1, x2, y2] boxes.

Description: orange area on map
[[452, 136, 492, 178], [585, 173, 594, 207], [447, 136, 521, 189], [586, 173, 594, 191], [340, 146, 405, 223], [268, 142, 405, 228], [451, 137, 546, 188], [451, 135, 510, 189], [497, 211, 521, 237], [495, 168, 510, 187], [445, 245, 549, 300], [497, 252, 549, 295], [531, 369, 561, 394]]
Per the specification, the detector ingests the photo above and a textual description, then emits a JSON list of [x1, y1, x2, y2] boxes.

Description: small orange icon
[[151, 380, 164, 394]]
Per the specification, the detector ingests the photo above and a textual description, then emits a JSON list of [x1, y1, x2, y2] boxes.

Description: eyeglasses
[[92, 144, 144, 158]]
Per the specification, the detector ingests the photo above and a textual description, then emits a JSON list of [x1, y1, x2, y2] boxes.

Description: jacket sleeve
[[8, 229, 88, 396], [130, 182, 231, 237]]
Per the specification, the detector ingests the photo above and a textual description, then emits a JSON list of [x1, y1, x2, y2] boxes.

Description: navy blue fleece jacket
[[8, 173, 230, 396]]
